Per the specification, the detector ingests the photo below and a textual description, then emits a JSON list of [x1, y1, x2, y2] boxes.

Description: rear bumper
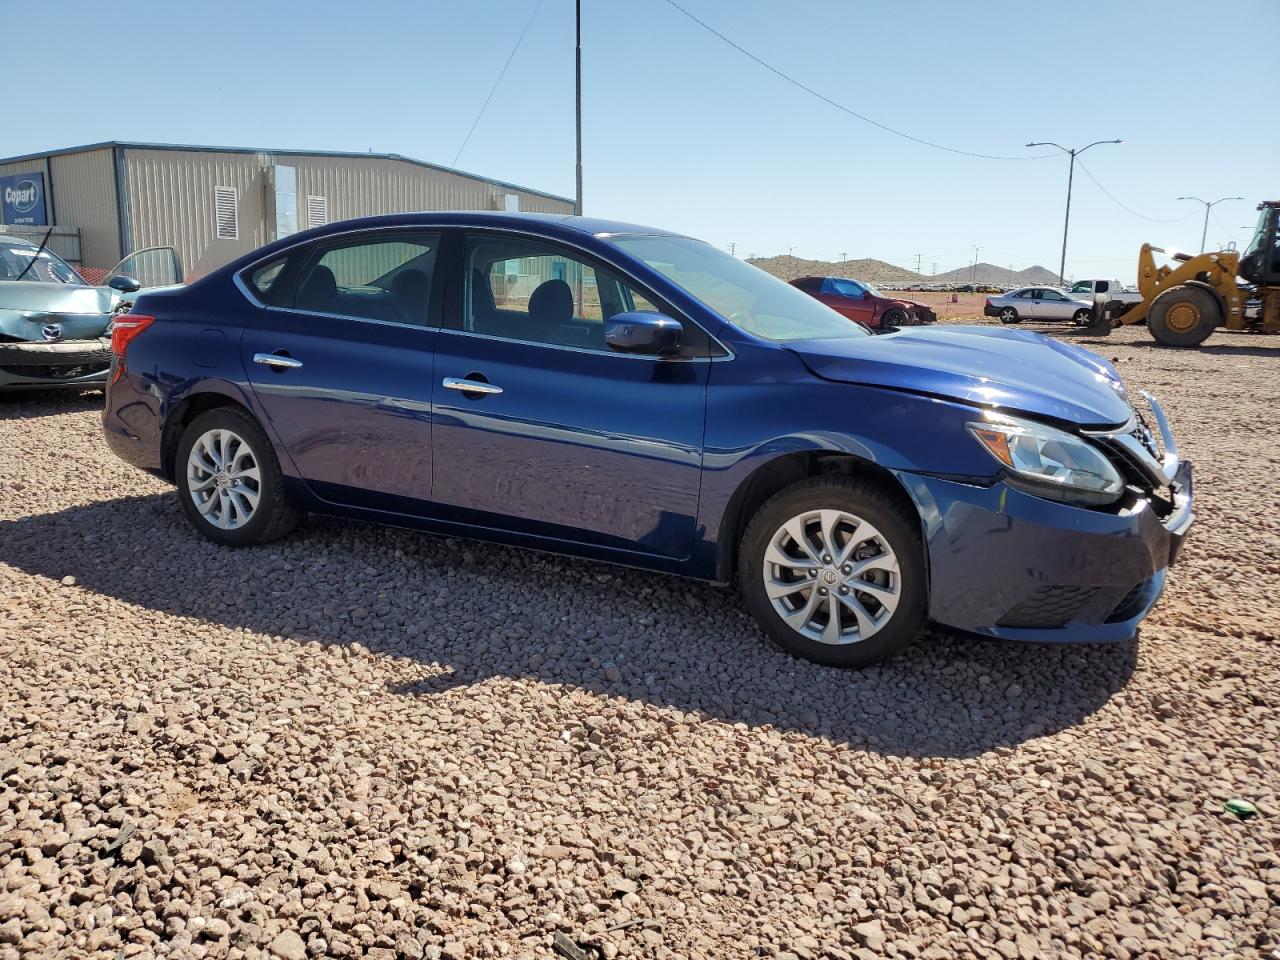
[[0, 337, 111, 388], [983, 305, 1001, 317], [895, 460, 1194, 643]]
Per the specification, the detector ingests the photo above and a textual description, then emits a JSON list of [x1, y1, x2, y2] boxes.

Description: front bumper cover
[[895, 456, 1193, 644], [0, 336, 112, 388]]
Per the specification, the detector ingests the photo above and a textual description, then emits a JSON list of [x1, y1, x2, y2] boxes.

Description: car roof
[[298, 211, 683, 240]]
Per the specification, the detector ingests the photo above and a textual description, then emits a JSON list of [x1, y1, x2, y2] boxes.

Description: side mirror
[[108, 275, 142, 293], [604, 311, 683, 355]]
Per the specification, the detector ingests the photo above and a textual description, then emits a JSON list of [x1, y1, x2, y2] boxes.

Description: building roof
[[0, 140, 573, 205]]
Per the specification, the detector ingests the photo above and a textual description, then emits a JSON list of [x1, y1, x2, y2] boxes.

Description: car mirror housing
[[108, 275, 142, 293], [604, 311, 683, 355]]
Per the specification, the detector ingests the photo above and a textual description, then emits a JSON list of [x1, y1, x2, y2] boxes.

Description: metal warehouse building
[[0, 141, 574, 279]]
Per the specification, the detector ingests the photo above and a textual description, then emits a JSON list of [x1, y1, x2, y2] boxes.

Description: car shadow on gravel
[[0, 493, 1138, 759], [0, 389, 102, 421]]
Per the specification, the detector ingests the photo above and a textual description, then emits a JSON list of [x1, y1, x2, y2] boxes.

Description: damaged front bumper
[[0, 336, 113, 389]]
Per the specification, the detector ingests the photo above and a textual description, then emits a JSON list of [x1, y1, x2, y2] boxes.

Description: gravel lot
[[1, 323, 1277, 959]]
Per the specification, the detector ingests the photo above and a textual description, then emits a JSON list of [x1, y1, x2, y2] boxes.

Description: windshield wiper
[[12, 228, 53, 283]]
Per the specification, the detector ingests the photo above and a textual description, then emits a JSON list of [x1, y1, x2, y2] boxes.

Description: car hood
[[0, 280, 119, 315], [786, 325, 1132, 428]]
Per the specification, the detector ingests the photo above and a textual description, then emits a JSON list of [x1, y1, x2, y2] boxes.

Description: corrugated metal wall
[[48, 149, 120, 269], [122, 149, 572, 280], [124, 149, 267, 279]]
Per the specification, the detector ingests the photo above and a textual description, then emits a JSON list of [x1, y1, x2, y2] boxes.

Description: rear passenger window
[[294, 233, 438, 326]]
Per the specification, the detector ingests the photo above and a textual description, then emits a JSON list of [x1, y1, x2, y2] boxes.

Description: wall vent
[[214, 186, 238, 240], [307, 195, 328, 229]]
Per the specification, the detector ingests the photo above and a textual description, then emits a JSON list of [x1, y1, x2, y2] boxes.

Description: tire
[[738, 476, 927, 668], [174, 406, 300, 546], [1072, 308, 1092, 326], [998, 306, 1020, 324], [1147, 285, 1219, 347], [880, 308, 909, 330]]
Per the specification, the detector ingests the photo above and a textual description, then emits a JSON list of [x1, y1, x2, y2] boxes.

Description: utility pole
[[971, 246, 981, 283], [931, 263, 937, 276], [1177, 195, 1243, 253], [728, 242, 735, 256], [574, 0, 583, 216], [914, 253, 922, 275], [786, 245, 795, 258], [1026, 138, 1123, 284]]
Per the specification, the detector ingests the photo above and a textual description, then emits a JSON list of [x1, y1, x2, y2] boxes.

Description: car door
[[819, 277, 877, 327], [1038, 289, 1072, 320], [428, 230, 711, 561], [239, 230, 444, 512]]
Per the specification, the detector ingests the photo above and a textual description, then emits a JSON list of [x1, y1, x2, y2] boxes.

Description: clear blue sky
[[10, 0, 1277, 280]]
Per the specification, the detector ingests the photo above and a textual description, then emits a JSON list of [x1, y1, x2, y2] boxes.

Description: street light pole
[[574, 0, 583, 216], [1027, 138, 1123, 284], [971, 246, 980, 283], [1177, 196, 1243, 253]]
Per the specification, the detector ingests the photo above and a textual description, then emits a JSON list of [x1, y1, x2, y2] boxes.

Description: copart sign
[[1, 172, 47, 226]]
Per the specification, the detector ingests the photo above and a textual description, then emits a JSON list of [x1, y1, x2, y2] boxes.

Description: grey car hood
[[0, 280, 123, 342]]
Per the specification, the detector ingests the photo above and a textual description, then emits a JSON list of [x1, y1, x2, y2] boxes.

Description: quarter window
[[293, 233, 438, 326]]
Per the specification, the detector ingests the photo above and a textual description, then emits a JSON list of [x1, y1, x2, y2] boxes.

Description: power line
[[661, 0, 1056, 162], [452, 0, 545, 167], [1075, 159, 1192, 224]]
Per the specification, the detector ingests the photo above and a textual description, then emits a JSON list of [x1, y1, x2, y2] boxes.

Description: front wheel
[[738, 477, 926, 667], [175, 407, 300, 546], [1147, 285, 1219, 347], [998, 306, 1020, 324], [1072, 308, 1092, 326], [880, 307, 909, 330]]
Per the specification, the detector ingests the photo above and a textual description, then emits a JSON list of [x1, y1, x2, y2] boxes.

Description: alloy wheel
[[186, 428, 261, 530], [762, 508, 901, 645]]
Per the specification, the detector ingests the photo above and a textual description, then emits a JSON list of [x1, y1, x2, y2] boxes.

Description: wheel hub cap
[[763, 508, 901, 646], [187, 428, 262, 530], [1166, 303, 1199, 332]]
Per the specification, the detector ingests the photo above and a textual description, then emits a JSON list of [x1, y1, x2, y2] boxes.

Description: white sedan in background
[[983, 286, 1094, 325]]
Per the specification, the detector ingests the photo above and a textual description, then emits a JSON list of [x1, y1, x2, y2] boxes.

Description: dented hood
[[786, 325, 1133, 428]]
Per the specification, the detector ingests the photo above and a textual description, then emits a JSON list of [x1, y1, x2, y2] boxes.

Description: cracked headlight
[[967, 415, 1124, 506]]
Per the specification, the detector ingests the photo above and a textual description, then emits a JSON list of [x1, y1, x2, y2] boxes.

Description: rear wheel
[[738, 477, 926, 667], [1147, 285, 1219, 347], [175, 407, 300, 546], [998, 306, 1020, 324]]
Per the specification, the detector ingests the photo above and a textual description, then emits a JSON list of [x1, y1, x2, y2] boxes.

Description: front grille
[[1106, 578, 1154, 623], [997, 585, 1097, 629]]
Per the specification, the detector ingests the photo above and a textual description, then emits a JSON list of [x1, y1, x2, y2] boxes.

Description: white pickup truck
[[1066, 279, 1144, 316]]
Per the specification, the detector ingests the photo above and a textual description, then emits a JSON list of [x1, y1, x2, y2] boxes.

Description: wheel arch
[[160, 388, 257, 483], [714, 450, 923, 583]]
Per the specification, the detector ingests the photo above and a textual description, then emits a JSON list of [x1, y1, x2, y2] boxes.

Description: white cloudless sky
[[8, 0, 1277, 280]]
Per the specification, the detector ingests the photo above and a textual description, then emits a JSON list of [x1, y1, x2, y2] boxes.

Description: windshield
[[0, 243, 81, 283], [609, 236, 870, 341]]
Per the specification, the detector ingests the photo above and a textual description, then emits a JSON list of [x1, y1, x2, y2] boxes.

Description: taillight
[[110, 314, 155, 356], [984, 299, 993, 308], [109, 314, 155, 385]]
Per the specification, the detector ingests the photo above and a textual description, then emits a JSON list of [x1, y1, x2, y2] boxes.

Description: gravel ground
[[1, 322, 1277, 959]]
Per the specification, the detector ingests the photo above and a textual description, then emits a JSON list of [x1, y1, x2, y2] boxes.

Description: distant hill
[[746, 255, 1060, 287]]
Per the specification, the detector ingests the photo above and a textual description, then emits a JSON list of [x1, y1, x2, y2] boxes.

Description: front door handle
[[254, 352, 303, 370], [442, 376, 502, 395]]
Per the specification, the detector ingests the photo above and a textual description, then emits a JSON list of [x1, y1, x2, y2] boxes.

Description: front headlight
[[966, 415, 1124, 505]]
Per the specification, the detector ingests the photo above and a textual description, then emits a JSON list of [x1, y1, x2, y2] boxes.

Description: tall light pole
[[574, 0, 583, 215], [970, 246, 981, 283], [1178, 196, 1242, 253], [1027, 138, 1122, 284]]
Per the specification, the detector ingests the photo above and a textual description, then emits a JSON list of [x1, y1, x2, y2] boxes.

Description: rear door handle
[[442, 376, 502, 395], [254, 352, 303, 370]]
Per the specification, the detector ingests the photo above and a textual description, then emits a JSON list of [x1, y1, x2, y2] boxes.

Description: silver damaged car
[[0, 235, 181, 390]]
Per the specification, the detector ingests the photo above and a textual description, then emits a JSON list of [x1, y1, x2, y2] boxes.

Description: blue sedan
[[102, 212, 1194, 667]]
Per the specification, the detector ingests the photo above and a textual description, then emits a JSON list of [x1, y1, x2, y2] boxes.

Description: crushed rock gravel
[[0, 323, 1277, 959]]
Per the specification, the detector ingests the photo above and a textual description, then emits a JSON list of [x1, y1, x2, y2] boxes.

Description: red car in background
[[790, 276, 937, 331]]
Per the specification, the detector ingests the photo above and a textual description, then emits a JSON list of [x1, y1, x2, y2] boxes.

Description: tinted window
[[829, 278, 866, 297], [247, 257, 290, 306], [793, 277, 821, 292], [463, 235, 705, 355], [294, 233, 438, 326]]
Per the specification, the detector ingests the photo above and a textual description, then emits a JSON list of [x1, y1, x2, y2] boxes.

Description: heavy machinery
[[1087, 200, 1280, 346]]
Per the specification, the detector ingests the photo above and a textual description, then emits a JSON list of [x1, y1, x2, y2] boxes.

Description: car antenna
[[11, 227, 54, 283]]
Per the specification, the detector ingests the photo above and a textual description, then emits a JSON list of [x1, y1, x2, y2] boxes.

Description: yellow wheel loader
[[1086, 200, 1280, 346]]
